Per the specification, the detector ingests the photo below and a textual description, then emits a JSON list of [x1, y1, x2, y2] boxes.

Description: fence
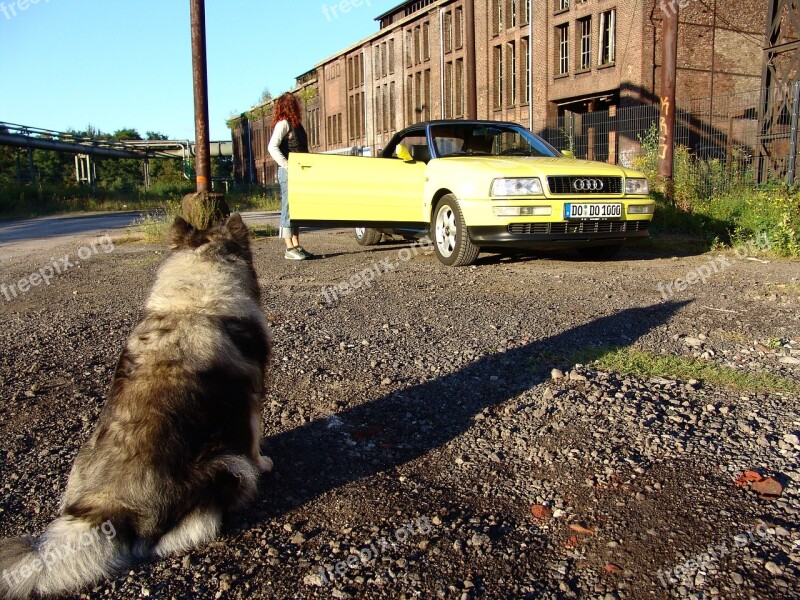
[[541, 83, 800, 195]]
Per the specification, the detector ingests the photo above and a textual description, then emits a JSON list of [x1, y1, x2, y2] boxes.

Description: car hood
[[433, 156, 640, 177]]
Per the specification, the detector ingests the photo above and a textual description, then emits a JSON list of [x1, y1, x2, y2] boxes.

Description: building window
[[599, 10, 616, 65], [521, 36, 530, 104], [444, 11, 453, 53], [413, 26, 422, 64], [374, 46, 380, 80], [423, 68, 431, 121], [389, 81, 396, 132], [509, 0, 517, 28], [406, 30, 413, 67], [384, 83, 391, 132], [494, 45, 503, 108], [414, 72, 422, 121], [388, 39, 395, 74], [493, 0, 502, 35], [557, 0, 569, 11], [454, 7, 463, 48], [406, 75, 414, 124], [507, 40, 516, 107], [557, 24, 569, 76], [579, 17, 591, 71], [360, 91, 366, 136], [444, 61, 453, 117], [381, 42, 388, 78], [522, 0, 530, 24], [455, 58, 464, 117], [375, 86, 383, 135], [423, 22, 431, 61]]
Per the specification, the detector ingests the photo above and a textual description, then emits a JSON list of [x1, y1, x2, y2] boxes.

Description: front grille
[[547, 176, 623, 195], [508, 221, 649, 235]]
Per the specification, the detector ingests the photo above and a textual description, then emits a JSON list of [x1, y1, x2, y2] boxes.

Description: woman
[[268, 92, 313, 260]]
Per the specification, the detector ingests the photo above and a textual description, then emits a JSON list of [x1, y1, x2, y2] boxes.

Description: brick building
[[231, 0, 768, 184]]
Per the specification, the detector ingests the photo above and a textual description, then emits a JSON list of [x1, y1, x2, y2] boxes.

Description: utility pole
[[658, 2, 679, 203], [183, 0, 230, 229]]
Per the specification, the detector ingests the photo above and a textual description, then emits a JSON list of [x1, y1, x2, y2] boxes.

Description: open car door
[[288, 150, 427, 226]]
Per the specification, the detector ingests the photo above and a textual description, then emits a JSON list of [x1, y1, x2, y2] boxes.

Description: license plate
[[565, 203, 622, 220]]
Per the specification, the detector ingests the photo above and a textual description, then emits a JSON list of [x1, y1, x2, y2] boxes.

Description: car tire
[[576, 244, 622, 261], [432, 194, 480, 267], [354, 227, 383, 246]]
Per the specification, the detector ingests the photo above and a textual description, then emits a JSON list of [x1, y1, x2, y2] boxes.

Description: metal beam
[[0, 132, 147, 159]]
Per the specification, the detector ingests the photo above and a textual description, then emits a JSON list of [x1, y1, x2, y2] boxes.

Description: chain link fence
[[541, 83, 800, 195]]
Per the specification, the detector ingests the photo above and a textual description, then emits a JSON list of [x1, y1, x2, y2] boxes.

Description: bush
[[633, 125, 800, 257]]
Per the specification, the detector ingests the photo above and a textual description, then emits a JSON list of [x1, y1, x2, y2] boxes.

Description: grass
[[131, 200, 278, 244], [633, 125, 800, 257], [539, 346, 800, 394], [0, 184, 281, 218]]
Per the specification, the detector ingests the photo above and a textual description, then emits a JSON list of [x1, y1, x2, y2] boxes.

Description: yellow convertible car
[[289, 120, 654, 266]]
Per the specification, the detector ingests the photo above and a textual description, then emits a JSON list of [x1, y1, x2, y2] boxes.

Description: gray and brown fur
[[0, 213, 272, 598]]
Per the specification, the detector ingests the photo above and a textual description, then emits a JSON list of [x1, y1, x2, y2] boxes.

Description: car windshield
[[430, 123, 559, 159]]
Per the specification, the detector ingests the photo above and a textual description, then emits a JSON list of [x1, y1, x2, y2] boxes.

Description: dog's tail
[[0, 516, 125, 599]]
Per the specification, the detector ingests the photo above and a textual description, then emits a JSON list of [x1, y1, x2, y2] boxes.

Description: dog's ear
[[225, 213, 250, 249], [169, 216, 195, 249]]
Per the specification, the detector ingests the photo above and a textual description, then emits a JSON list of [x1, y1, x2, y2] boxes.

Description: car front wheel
[[354, 227, 383, 246], [432, 195, 480, 267]]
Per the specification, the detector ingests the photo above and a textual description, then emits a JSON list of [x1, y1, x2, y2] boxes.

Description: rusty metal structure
[[658, 3, 679, 194], [189, 0, 212, 194], [758, 0, 800, 184]]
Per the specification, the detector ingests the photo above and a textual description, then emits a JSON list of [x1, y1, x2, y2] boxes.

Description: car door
[[289, 134, 428, 225]]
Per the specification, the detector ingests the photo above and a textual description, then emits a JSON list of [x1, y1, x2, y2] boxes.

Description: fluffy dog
[[0, 213, 272, 598]]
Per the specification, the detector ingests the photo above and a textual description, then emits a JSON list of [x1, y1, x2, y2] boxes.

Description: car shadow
[[252, 301, 690, 521]]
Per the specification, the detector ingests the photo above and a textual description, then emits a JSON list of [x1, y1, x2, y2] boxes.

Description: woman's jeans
[[278, 167, 299, 239]]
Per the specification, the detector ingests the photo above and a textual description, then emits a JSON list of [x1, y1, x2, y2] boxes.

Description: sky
[[0, 0, 393, 140]]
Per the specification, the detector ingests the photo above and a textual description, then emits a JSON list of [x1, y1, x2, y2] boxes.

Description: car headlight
[[491, 178, 543, 196], [625, 178, 649, 195]]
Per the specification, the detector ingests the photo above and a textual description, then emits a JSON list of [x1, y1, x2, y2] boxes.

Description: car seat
[[412, 144, 431, 163]]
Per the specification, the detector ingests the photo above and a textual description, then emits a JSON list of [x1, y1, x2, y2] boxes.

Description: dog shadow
[[254, 301, 689, 519]]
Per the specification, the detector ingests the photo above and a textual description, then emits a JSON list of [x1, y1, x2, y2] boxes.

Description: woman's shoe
[[284, 247, 306, 260]]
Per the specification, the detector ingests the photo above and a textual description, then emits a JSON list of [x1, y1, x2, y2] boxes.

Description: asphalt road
[[0, 210, 280, 259]]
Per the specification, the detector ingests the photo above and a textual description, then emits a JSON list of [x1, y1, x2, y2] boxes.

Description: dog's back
[[0, 214, 272, 599]]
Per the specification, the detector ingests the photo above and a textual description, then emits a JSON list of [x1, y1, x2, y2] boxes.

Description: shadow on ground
[[256, 301, 689, 518]]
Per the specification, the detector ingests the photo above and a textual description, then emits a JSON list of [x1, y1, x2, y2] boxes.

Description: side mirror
[[396, 144, 414, 162], [561, 150, 575, 159]]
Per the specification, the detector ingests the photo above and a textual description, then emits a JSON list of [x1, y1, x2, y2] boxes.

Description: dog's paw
[[258, 455, 274, 473]]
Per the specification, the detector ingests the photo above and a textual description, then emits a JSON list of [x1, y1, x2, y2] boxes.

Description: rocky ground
[[0, 226, 798, 599]]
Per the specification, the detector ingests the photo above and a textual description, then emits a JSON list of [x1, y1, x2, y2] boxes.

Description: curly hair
[[272, 93, 302, 128]]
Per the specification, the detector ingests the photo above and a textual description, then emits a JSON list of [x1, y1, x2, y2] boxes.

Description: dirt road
[[0, 228, 798, 599]]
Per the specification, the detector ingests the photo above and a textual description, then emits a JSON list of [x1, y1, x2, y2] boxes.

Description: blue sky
[[0, 0, 392, 140]]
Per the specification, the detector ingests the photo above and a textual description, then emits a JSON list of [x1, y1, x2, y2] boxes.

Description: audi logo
[[573, 178, 604, 191]]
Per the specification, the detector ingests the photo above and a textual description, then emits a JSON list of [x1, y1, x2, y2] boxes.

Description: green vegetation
[[132, 195, 279, 244], [634, 124, 800, 257], [0, 127, 232, 218], [539, 345, 799, 394]]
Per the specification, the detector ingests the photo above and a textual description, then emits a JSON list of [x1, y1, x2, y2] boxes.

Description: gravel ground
[[0, 227, 798, 599]]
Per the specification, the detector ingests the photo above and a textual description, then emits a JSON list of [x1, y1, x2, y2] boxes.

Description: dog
[[0, 213, 272, 598]]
